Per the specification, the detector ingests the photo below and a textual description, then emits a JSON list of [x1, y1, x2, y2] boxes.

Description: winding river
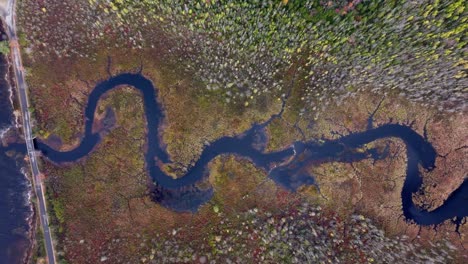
[[34, 73, 468, 228]]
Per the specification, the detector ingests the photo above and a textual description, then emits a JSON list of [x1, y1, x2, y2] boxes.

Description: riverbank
[[36, 71, 468, 225], [32, 68, 467, 261]]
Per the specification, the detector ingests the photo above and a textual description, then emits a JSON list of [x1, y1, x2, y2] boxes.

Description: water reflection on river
[[36, 73, 468, 228]]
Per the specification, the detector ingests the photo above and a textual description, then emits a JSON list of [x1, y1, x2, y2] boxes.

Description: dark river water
[[35, 73, 468, 228], [0, 56, 32, 264]]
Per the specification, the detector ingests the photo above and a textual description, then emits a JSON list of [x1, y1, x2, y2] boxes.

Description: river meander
[[34, 73, 468, 228]]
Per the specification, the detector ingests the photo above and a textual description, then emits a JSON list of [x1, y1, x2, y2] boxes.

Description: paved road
[[2, 0, 56, 263]]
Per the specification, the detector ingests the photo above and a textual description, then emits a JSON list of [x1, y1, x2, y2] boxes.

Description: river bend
[[34, 73, 468, 228]]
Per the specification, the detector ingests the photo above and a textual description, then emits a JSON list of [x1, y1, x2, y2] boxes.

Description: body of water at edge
[[0, 54, 32, 263]]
